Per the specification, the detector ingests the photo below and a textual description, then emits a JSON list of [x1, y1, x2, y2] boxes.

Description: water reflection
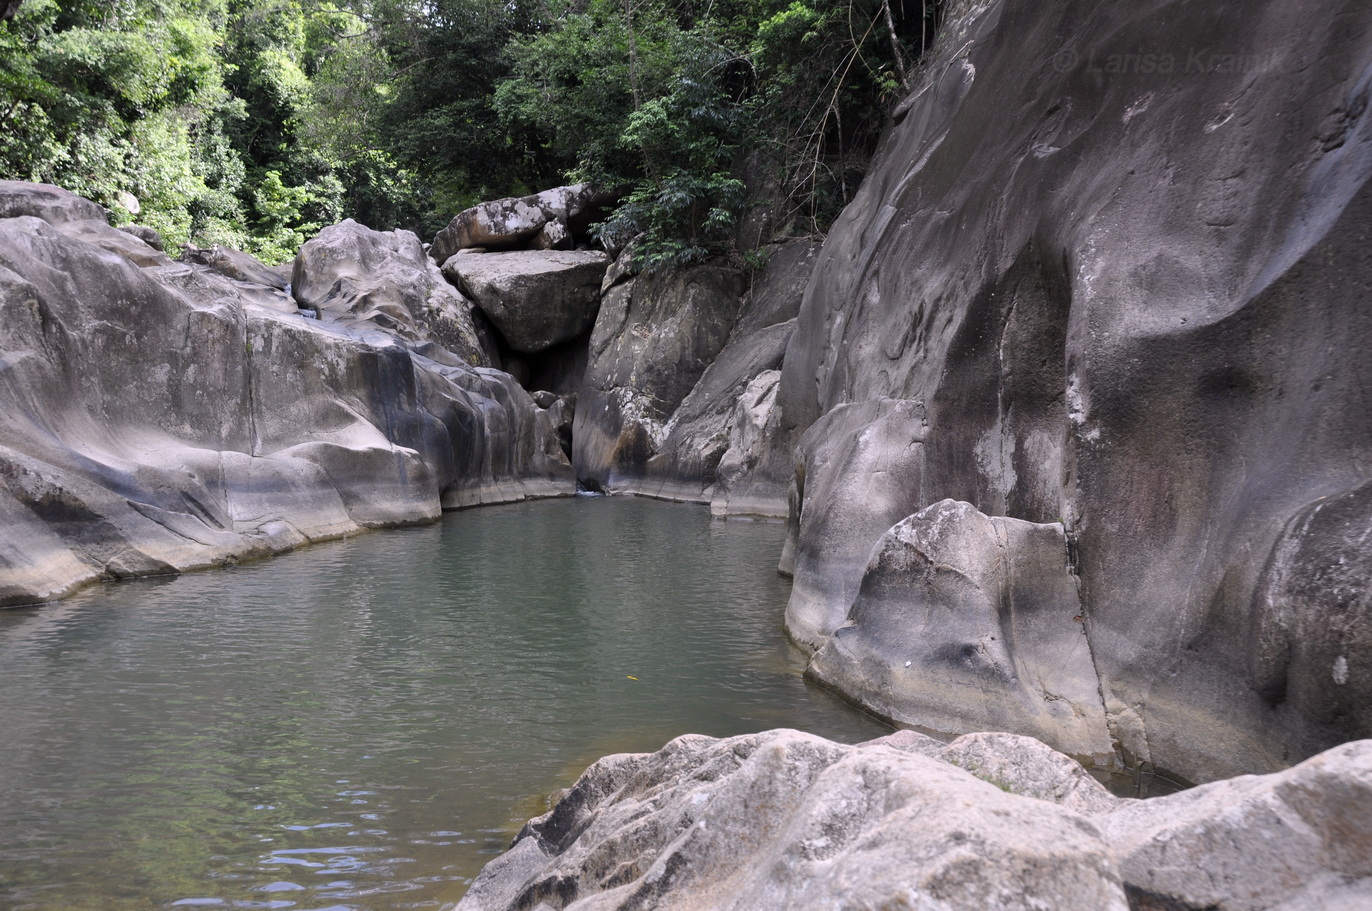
[[0, 498, 889, 910]]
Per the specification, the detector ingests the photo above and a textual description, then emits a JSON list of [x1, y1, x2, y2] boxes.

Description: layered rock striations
[[456, 728, 1372, 911], [777, 0, 1372, 782], [0, 181, 573, 607]]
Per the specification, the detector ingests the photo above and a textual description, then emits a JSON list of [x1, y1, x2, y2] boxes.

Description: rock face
[[776, 0, 1372, 782], [573, 241, 818, 516], [456, 728, 1372, 911], [808, 500, 1113, 763], [293, 219, 491, 365], [442, 250, 609, 354], [0, 182, 573, 606]]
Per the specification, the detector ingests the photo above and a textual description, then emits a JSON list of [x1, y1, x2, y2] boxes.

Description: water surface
[[0, 497, 888, 910]]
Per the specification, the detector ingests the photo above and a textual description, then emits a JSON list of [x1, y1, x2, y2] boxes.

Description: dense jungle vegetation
[[0, 0, 942, 264]]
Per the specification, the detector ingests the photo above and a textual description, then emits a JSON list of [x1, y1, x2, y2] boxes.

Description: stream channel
[[0, 496, 890, 910]]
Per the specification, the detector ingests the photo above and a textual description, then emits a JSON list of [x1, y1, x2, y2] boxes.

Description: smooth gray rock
[[293, 219, 491, 366], [441, 250, 609, 354], [808, 500, 1113, 763], [456, 729, 1131, 911], [777, 0, 1372, 781], [782, 399, 928, 647], [0, 183, 573, 606]]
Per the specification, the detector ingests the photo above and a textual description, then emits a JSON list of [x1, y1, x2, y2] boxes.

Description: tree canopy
[[0, 0, 944, 265]]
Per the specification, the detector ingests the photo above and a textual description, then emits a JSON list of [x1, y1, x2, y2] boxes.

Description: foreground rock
[[0, 182, 573, 606], [456, 729, 1372, 911], [777, 0, 1372, 781]]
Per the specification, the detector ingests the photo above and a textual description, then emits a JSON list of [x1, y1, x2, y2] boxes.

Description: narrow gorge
[[2, 0, 1370, 907]]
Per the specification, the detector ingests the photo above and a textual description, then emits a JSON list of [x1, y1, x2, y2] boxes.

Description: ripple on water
[[0, 498, 890, 911]]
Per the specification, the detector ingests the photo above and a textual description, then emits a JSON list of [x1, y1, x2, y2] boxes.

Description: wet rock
[[777, 0, 1372, 781], [441, 250, 608, 354]]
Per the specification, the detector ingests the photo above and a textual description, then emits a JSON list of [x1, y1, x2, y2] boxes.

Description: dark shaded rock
[[441, 250, 608, 354], [293, 219, 491, 365], [808, 499, 1113, 762], [573, 241, 819, 515], [572, 259, 744, 491], [118, 224, 165, 252], [777, 0, 1372, 781]]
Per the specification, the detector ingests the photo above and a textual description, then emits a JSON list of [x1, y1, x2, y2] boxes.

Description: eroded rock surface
[[294, 219, 490, 365], [457, 729, 1131, 911], [777, 0, 1372, 781], [0, 182, 572, 606], [457, 728, 1372, 911], [807, 500, 1112, 762]]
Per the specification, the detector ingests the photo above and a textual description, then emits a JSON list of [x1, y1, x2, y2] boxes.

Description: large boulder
[[429, 184, 600, 263], [807, 500, 1113, 763], [457, 729, 1132, 911], [441, 249, 609, 353], [293, 219, 491, 365], [454, 726, 1372, 911], [777, 0, 1372, 781], [0, 183, 573, 606]]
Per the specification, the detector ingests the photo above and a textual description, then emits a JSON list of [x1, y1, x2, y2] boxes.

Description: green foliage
[[1, 0, 946, 265]]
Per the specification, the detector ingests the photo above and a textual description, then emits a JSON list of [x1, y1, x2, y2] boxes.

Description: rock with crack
[[572, 258, 743, 492], [574, 241, 817, 512], [441, 250, 609, 354]]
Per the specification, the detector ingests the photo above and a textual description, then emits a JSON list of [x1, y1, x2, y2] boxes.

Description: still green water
[[0, 497, 889, 910]]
